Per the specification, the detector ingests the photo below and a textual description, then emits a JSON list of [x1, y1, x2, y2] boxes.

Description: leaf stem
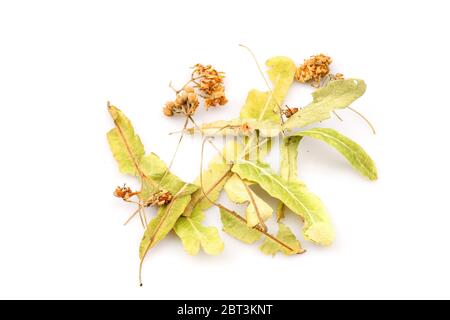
[[347, 106, 376, 135], [235, 173, 268, 232], [220, 205, 299, 254], [157, 116, 190, 190], [123, 207, 141, 226]]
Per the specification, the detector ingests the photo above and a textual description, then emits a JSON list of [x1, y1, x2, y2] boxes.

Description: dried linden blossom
[[163, 64, 228, 117], [295, 53, 333, 87], [113, 185, 140, 201], [163, 86, 199, 117], [146, 189, 173, 207], [192, 64, 228, 109]]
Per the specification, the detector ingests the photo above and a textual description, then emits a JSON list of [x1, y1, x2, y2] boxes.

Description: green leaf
[[174, 207, 224, 255], [232, 160, 334, 246], [260, 223, 304, 256], [139, 183, 198, 260], [293, 128, 378, 180], [240, 56, 296, 122], [107, 105, 145, 175], [224, 174, 273, 227], [220, 208, 262, 244], [277, 136, 302, 220], [283, 79, 366, 130]]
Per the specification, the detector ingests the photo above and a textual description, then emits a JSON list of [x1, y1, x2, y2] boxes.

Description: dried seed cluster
[[146, 189, 173, 207], [192, 64, 228, 109], [330, 73, 344, 81], [163, 86, 199, 116], [113, 185, 140, 201], [282, 107, 299, 118], [295, 54, 333, 87]]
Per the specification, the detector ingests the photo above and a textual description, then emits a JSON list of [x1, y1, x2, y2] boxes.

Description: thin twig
[[188, 115, 226, 161], [123, 207, 141, 226], [157, 116, 190, 190], [333, 111, 344, 122], [347, 106, 376, 135], [138, 208, 145, 229], [141, 206, 148, 227]]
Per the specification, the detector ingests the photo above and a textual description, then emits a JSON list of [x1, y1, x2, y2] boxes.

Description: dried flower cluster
[[330, 73, 344, 81], [113, 185, 140, 201], [282, 107, 299, 118], [163, 64, 227, 117], [192, 64, 228, 109], [163, 86, 199, 117], [146, 189, 173, 207], [295, 54, 333, 87]]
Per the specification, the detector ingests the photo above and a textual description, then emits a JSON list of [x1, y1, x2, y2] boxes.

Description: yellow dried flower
[[113, 185, 140, 201], [162, 87, 199, 117], [295, 54, 333, 87], [282, 107, 299, 118], [146, 189, 173, 206], [192, 64, 227, 109]]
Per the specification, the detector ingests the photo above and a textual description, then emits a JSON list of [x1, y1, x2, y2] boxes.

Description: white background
[[1, 0, 449, 300]]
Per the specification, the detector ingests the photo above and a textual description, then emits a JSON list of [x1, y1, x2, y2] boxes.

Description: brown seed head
[[147, 189, 173, 207], [282, 107, 299, 118]]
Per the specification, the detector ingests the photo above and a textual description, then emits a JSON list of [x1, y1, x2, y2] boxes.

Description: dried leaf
[[232, 160, 334, 246], [107, 105, 145, 175], [240, 56, 297, 122], [260, 223, 304, 256], [224, 174, 273, 227], [139, 183, 198, 260], [293, 128, 377, 180], [219, 208, 261, 244], [280, 136, 302, 182], [220, 208, 301, 255], [139, 152, 191, 200], [174, 207, 224, 255], [283, 79, 366, 130], [277, 136, 302, 220]]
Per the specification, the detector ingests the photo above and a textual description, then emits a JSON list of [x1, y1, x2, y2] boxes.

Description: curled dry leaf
[[174, 207, 224, 255]]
